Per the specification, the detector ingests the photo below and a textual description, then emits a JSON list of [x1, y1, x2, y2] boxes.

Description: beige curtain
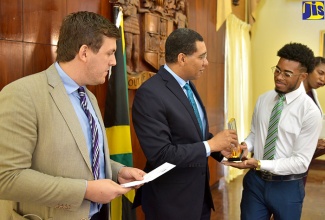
[[224, 14, 251, 183], [216, 0, 232, 31], [247, 0, 262, 25]]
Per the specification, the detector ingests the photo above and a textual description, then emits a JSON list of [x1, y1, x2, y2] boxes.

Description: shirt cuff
[[260, 159, 274, 172], [204, 141, 211, 157]]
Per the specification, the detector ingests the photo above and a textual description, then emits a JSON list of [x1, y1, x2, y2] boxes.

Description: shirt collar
[[283, 82, 306, 104], [164, 64, 188, 87], [54, 62, 80, 94]]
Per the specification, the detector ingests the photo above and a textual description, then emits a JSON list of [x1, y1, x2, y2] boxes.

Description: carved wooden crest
[[143, 13, 173, 70], [110, 0, 189, 89]]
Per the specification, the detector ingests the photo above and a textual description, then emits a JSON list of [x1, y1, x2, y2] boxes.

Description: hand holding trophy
[[227, 118, 243, 161]]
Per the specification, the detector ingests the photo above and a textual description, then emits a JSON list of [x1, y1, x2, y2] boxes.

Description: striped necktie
[[263, 93, 285, 160], [184, 83, 203, 136], [78, 87, 100, 180]]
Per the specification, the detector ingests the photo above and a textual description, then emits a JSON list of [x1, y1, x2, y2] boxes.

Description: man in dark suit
[[132, 28, 239, 220]]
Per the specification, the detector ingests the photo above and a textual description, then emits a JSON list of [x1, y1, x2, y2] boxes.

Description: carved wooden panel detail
[[110, 0, 188, 89], [143, 13, 173, 70]]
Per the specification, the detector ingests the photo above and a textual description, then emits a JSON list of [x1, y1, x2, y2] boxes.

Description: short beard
[[274, 88, 285, 94]]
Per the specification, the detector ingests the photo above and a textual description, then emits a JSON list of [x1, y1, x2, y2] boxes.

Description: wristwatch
[[256, 160, 261, 170]]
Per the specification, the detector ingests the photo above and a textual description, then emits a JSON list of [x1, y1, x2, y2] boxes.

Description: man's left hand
[[117, 167, 146, 189]]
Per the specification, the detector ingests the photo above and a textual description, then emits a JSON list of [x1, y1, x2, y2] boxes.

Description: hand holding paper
[[121, 162, 176, 188]]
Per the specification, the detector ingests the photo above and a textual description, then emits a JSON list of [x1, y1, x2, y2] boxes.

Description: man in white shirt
[[223, 42, 322, 220]]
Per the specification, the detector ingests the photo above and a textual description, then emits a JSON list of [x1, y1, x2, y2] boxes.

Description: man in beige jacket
[[0, 11, 144, 220]]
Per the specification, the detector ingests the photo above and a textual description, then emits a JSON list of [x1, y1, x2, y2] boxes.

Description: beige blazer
[[0, 64, 123, 220]]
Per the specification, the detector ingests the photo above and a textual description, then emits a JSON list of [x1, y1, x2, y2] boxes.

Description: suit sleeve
[[110, 159, 125, 182]]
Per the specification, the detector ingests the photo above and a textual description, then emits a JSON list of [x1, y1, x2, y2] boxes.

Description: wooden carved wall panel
[[143, 13, 173, 70], [174, 0, 188, 28], [110, 0, 188, 89]]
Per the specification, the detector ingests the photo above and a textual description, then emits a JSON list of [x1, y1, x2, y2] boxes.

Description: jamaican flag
[[104, 6, 136, 220]]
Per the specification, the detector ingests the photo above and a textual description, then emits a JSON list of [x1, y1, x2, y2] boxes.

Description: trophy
[[227, 118, 243, 161]]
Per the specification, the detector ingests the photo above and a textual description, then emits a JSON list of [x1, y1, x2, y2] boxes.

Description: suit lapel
[[46, 64, 92, 173], [158, 67, 205, 139]]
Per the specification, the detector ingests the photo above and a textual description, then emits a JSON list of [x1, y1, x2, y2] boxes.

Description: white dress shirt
[[311, 88, 323, 114], [245, 83, 322, 175]]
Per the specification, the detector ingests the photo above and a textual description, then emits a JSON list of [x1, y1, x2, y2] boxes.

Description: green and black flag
[[104, 6, 136, 220]]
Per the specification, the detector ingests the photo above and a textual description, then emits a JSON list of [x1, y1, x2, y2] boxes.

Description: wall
[[0, 0, 111, 114]]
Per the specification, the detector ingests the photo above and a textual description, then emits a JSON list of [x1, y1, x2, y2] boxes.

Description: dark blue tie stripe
[[78, 87, 100, 180]]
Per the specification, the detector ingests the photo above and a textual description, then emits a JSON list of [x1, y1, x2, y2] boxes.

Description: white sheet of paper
[[120, 162, 176, 188]]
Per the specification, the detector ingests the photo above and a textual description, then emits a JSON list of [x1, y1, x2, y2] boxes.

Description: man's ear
[[178, 53, 186, 65], [300, 72, 308, 81], [79, 45, 88, 62]]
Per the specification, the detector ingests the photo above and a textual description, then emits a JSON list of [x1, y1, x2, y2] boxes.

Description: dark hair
[[314, 56, 325, 67], [165, 28, 204, 63], [277, 42, 315, 73], [56, 11, 120, 62]]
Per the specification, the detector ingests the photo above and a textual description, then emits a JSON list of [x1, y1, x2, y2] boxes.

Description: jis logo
[[302, 1, 324, 20]]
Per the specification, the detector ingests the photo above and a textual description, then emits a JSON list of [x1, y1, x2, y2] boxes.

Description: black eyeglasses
[[271, 66, 301, 78]]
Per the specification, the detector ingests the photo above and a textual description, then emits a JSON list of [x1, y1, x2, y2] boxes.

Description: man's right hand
[[84, 179, 131, 204], [207, 129, 238, 153]]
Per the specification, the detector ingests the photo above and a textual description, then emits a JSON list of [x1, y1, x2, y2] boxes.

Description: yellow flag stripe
[[111, 196, 122, 220], [106, 126, 132, 155], [110, 190, 135, 220], [125, 189, 135, 202]]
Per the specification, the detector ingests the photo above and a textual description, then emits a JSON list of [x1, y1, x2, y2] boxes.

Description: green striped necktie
[[263, 93, 285, 160]]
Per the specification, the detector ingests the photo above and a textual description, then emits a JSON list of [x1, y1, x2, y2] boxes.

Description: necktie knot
[[279, 93, 285, 102], [183, 83, 190, 91], [78, 87, 88, 110], [78, 86, 85, 97]]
